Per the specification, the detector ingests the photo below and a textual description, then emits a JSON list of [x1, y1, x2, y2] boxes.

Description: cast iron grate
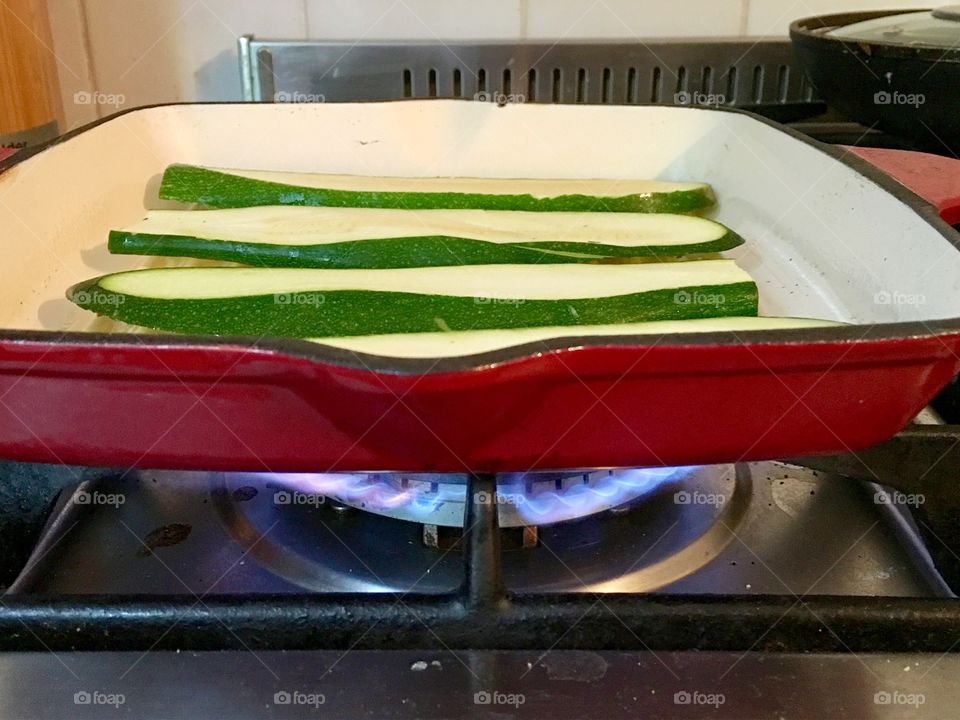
[[4, 440, 960, 653]]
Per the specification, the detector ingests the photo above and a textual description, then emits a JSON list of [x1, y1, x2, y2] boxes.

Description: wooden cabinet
[[0, 0, 64, 148]]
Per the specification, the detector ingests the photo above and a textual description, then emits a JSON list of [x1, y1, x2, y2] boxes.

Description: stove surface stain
[[232, 486, 258, 502], [541, 651, 608, 682], [136, 523, 193, 557]]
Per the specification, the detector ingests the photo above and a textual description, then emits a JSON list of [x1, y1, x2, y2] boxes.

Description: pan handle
[[845, 146, 960, 225]]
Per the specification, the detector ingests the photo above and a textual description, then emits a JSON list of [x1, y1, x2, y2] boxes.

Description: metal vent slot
[[752, 65, 763, 103], [701, 66, 714, 95], [777, 65, 789, 103], [241, 37, 823, 114], [253, 47, 276, 101], [452, 68, 462, 97], [725, 66, 738, 105]]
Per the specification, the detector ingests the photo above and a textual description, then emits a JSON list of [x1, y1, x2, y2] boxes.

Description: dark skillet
[[790, 8, 960, 155]]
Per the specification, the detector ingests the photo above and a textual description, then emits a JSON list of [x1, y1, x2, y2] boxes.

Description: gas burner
[[10, 460, 943, 598], [257, 466, 697, 528], [212, 464, 747, 593]]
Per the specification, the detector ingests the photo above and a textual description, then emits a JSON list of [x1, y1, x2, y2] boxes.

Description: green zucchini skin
[[159, 164, 716, 214], [107, 231, 742, 268], [68, 278, 757, 337]]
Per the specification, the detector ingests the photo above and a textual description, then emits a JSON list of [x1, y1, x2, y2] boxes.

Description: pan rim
[[790, 8, 960, 60], [3, 319, 960, 376]]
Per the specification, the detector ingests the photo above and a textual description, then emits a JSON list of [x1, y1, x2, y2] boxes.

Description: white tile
[[47, 0, 98, 130], [745, 0, 933, 36], [306, 0, 523, 40], [525, 0, 745, 39], [82, 0, 306, 112]]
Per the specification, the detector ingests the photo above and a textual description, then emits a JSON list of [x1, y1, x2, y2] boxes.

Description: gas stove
[[5, 414, 960, 718], [3, 37, 960, 720], [8, 461, 949, 599]]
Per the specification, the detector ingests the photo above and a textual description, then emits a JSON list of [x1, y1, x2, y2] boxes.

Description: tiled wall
[[48, 0, 933, 129]]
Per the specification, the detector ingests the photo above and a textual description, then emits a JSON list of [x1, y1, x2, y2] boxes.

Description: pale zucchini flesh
[[108, 207, 743, 268], [312, 316, 843, 358], [159, 164, 716, 213], [91, 261, 750, 300], [68, 261, 758, 337]]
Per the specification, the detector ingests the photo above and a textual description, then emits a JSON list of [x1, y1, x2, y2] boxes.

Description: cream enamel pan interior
[[2, 101, 960, 343]]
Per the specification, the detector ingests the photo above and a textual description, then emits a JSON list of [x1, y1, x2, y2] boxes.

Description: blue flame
[[273, 466, 694, 526], [515, 466, 695, 524], [280, 472, 418, 510], [279, 472, 452, 516]]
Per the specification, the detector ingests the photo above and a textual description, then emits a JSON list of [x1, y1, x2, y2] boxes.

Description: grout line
[[77, 0, 100, 120], [301, 0, 310, 39], [519, 0, 528, 40], [739, 0, 751, 36]]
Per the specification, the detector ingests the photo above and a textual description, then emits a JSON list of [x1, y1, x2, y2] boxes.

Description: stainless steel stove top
[[3, 649, 959, 720], [10, 461, 949, 598]]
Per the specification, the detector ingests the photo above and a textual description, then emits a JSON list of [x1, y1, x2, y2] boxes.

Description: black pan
[[791, 9, 960, 154]]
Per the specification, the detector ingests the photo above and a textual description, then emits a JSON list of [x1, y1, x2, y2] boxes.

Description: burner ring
[[211, 464, 751, 594]]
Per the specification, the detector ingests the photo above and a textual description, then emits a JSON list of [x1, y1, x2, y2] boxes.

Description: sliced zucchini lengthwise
[[312, 316, 842, 358], [159, 164, 716, 213], [68, 260, 757, 337], [108, 207, 743, 268]]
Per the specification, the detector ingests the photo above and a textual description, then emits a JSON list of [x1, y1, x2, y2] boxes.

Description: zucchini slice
[[68, 260, 757, 337], [312, 316, 842, 358], [108, 207, 743, 268], [159, 164, 716, 213]]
